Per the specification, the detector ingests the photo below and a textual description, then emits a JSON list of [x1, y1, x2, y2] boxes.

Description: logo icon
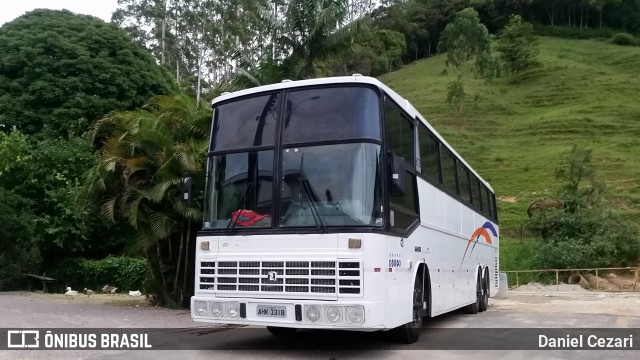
[[460, 221, 497, 268], [7, 330, 40, 348], [267, 271, 278, 282]]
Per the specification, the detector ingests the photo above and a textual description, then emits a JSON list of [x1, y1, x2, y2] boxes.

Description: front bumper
[[191, 296, 386, 330]]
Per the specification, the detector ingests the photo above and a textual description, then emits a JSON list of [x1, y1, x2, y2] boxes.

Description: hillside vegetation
[[380, 36, 640, 235]]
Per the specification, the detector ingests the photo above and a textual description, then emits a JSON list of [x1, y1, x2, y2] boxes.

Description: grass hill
[[379, 36, 640, 239]]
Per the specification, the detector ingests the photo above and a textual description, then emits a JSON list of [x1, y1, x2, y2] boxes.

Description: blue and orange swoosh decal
[[460, 222, 497, 268]]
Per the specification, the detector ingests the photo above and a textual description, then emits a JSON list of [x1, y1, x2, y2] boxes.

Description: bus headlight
[[194, 301, 208, 317], [210, 302, 223, 318], [305, 305, 321, 323], [346, 305, 365, 324], [225, 302, 240, 318], [325, 306, 342, 323]]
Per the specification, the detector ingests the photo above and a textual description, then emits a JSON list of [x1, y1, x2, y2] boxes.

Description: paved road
[[1, 292, 639, 360]]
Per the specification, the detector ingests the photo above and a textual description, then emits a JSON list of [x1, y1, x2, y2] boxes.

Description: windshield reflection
[[280, 143, 383, 227], [204, 151, 274, 229]]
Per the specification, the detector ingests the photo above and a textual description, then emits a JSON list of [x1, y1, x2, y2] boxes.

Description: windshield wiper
[[298, 153, 326, 231], [225, 182, 252, 233]]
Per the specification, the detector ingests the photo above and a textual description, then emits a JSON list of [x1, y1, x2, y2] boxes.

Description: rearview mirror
[[389, 153, 406, 197]]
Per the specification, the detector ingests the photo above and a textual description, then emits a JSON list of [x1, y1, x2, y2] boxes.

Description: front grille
[[199, 261, 215, 290], [198, 260, 362, 296]]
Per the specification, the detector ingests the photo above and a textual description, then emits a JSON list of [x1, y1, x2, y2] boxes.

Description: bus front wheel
[[392, 273, 424, 344]]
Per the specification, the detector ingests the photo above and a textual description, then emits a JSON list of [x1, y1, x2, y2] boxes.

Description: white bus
[[191, 75, 499, 343]]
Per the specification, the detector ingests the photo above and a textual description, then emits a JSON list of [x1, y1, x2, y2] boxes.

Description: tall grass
[[380, 37, 640, 233], [380, 37, 640, 277]]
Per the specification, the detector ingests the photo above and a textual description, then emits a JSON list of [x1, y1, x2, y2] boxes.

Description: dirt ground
[[582, 272, 639, 291], [509, 270, 639, 292], [0, 291, 203, 328], [25, 291, 149, 306], [496, 276, 640, 318], [492, 292, 640, 317]]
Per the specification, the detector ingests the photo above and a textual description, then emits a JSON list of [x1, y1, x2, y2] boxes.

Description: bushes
[[534, 26, 639, 46], [0, 187, 41, 291], [535, 208, 640, 269], [525, 146, 640, 270], [610, 33, 639, 46], [52, 256, 148, 293], [534, 25, 617, 40]]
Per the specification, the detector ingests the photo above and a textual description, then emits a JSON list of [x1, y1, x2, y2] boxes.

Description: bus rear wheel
[[266, 326, 297, 337], [392, 273, 424, 344], [463, 275, 481, 314], [479, 270, 489, 312]]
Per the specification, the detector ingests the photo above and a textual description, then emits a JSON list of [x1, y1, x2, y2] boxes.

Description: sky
[[0, 0, 119, 26]]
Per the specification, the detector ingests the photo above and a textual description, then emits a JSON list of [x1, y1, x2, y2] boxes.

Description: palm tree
[[81, 95, 210, 307], [281, 0, 370, 79], [229, 0, 369, 88]]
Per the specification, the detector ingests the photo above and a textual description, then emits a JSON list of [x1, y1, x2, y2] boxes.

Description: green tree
[[446, 79, 467, 114], [496, 15, 539, 79], [0, 9, 176, 137], [438, 7, 492, 114], [554, 145, 605, 214], [0, 132, 131, 270], [438, 7, 491, 76], [82, 95, 210, 307], [329, 28, 406, 76], [528, 146, 639, 269], [280, 0, 370, 79], [0, 132, 41, 290], [0, 188, 40, 290]]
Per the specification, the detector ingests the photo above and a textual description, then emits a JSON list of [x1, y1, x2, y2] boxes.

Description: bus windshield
[[280, 143, 382, 227], [203, 86, 383, 230]]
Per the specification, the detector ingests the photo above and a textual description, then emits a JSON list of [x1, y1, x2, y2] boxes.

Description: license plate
[[256, 305, 286, 318]]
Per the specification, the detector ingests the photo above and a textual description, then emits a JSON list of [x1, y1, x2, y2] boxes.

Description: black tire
[[392, 273, 424, 344], [463, 274, 481, 314], [266, 326, 297, 337], [479, 269, 489, 312]]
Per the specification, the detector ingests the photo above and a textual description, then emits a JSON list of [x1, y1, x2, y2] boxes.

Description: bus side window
[[384, 97, 413, 167], [480, 184, 489, 216], [458, 164, 471, 204], [492, 193, 499, 221], [481, 186, 491, 218], [441, 147, 458, 196], [385, 97, 418, 232], [389, 175, 419, 231], [418, 124, 440, 186], [488, 191, 496, 221], [471, 176, 481, 210]]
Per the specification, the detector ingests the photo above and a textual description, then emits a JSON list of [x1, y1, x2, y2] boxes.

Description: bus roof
[[211, 76, 494, 192]]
